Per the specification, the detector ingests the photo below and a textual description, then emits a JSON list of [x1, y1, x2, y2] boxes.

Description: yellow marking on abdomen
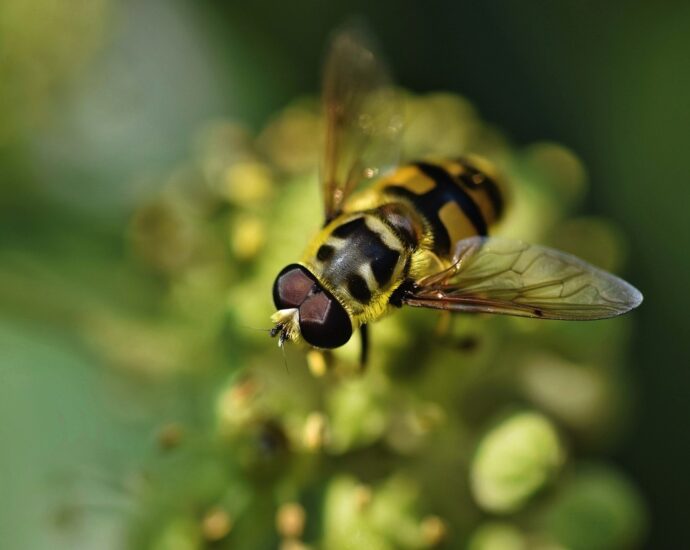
[[438, 201, 479, 252], [376, 165, 435, 194], [443, 158, 504, 223]]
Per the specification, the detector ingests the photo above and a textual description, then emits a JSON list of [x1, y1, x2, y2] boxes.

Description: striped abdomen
[[375, 158, 504, 259]]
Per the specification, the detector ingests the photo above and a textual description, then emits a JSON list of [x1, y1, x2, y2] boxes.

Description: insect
[[270, 27, 642, 363]]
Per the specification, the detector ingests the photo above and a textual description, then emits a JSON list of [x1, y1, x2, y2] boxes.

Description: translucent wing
[[321, 25, 403, 222], [403, 237, 643, 320]]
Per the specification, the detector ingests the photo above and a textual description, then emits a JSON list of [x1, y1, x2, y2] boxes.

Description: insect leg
[[435, 310, 453, 337], [359, 323, 369, 370]]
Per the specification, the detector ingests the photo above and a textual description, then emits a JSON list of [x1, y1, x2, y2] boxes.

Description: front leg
[[359, 323, 369, 369]]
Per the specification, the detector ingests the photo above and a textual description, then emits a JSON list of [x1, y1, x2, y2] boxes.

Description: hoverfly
[[270, 27, 642, 363]]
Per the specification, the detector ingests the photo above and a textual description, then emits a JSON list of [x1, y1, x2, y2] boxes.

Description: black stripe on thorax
[[346, 273, 372, 303], [331, 216, 367, 238], [326, 215, 401, 301], [385, 162, 487, 255], [317, 244, 335, 261]]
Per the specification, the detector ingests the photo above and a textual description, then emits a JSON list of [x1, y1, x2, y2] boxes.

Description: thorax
[[301, 209, 415, 324]]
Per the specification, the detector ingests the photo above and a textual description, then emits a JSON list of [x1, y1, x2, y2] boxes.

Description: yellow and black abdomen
[[374, 157, 504, 260]]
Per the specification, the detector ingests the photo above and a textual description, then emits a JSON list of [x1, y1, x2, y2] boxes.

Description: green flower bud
[[322, 476, 425, 550], [326, 375, 389, 453], [470, 412, 564, 513], [539, 464, 647, 550], [151, 517, 202, 550], [467, 522, 527, 550]]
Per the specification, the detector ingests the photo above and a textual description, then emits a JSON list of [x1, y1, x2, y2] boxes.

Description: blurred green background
[[1, 1, 689, 549]]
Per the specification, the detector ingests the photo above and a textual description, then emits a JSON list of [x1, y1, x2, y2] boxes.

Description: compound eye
[[273, 264, 316, 309], [299, 291, 352, 349]]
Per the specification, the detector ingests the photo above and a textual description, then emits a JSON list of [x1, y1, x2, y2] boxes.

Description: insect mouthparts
[[270, 308, 301, 347], [269, 323, 289, 348]]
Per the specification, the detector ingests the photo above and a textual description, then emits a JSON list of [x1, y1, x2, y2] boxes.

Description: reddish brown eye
[[299, 291, 352, 349], [273, 264, 316, 309], [272, 264, 352, 349]]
